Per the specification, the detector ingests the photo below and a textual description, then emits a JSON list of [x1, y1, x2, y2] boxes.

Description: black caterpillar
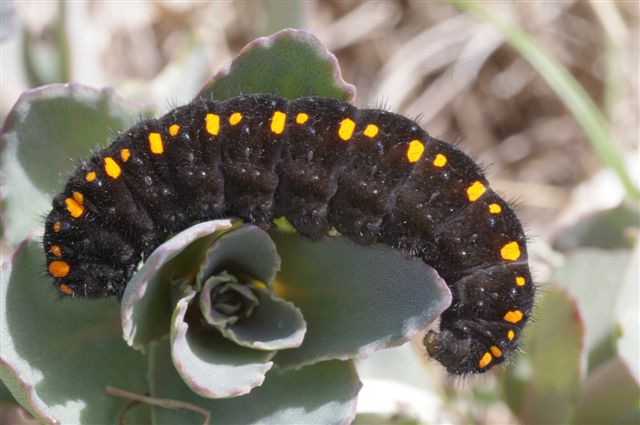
[[43, 94, 534, 374]]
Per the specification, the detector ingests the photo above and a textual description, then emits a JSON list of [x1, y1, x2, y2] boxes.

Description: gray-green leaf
[[269, 231, 451, 370], [121, 220, 236, 352], [0, 83, 151, 244], [0, 241, 149, 424], [150, 338, 361, 425], [169, 288, 275, 399], [197, 28, 355, 101]]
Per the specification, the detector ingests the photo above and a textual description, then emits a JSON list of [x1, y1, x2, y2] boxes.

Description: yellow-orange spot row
[[65, 197, 84, 218], [338, 118, 355, 141], [433, 153, 447, 167], [515, 276, 526, 286], [49, 261, 70, 278], [467, 181, 486, 202], [296, 112, 309, 124], [271, 111, 286, 135], [206, 113, 220, 135], [489, 203, 502, 214], [120, 148, 131, 162], [86, 171, 96, 182], [504, 310, 523, 324], [407, 140, 425, 163], [501, 241, 521, 261], [53, 221, 62, 232], [148, 132, 164, 155], [169, 124, 180, 136], [59, 283, 74, 296], [363, 124, 379, 138], [507, 330, 516, 341], [50, 245, 61, 257], [479, 352, 492, 368], [73, 191, 84, 204], [229, 112, 243, 125], [104, 157, 121, 179], [490, 346, 503, 357]]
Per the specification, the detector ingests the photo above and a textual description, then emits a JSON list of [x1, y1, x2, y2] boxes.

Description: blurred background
[[1, 1, 638, 424]]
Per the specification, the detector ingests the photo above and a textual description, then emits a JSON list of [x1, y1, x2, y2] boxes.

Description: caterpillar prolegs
[[43, 94, 534, 374]]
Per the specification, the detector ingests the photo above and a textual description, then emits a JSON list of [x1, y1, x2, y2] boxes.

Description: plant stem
[[448, 0, 640, 199], [106, 386, 211, 425]]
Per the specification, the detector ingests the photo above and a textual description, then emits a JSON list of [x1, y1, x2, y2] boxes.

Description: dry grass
[[1, 0, 637, 284], [4, 2, 637, 242]]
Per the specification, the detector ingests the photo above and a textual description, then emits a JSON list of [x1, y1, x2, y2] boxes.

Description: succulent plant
[[3, 25, 638, 425], [0, 29, 451, 424]]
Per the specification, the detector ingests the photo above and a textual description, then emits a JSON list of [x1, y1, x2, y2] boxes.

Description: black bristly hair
[[42, 94, 535, 374]]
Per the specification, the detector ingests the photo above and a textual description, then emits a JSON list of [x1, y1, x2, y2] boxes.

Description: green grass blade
[[449, 0, 639, 199]]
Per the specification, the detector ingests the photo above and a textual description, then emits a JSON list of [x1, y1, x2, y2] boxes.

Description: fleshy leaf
[[197, 28, 355, 101], [553, 202, 640, 251], [503, 285, 584, 424], [355, 344, 446, 423], [571, 357, 640, 425], [0, 379, 17, 403], [553, 248, 630, 371], [616, 244, 639, 384], [200, 271, 260, 327], [200, 274, 306, 350], [269, 231, 451, 369], [196, 224, 281, 291], [150, 338, 361, 425], [170, 287, 275, 398], [0, 83, 151, 244], [121, 220, 235, 351], [0, 242, 149, 424]]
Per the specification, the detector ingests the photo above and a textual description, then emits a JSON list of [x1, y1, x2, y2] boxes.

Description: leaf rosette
[[121, 221, 307, 398]]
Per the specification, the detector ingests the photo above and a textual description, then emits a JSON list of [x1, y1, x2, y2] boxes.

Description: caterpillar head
[[424, 327, 504, 374]]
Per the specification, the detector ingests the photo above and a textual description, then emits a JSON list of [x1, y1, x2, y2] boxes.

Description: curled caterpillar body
[[43, 94, 534, 374]]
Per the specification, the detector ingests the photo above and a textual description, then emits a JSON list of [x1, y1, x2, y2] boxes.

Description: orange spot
[[229, 112, 243, 125], [148, 133, 164, 154], [169, 124, 180, 136], [338, 118, 355, 141], [296, 113, 309, 124], [490, 346, 503, 357], [270, 111, 286, 134], [85, 171, 96, 182], [104, 157, 121, 179], [504, 310, 523, 324], [489, 203, 502, 214], [65, 198, 84, 218], [49, 261, 70, 278], [50, 245, 61, 257], [467, 181, 486, 202], [501, 242, 521, 261], [433, 153, 447, 167], [507, 330, 516, 341], [59, 283, 74, 296], [363, 124, 379, 138], [406, 140, 424, 163], [515, 276, 526, 286], [479, 352, 492, 368], [120, 148, 131, 162], [206, 113, 220, 135], [53, 221, 62, 232], [72, 192, 84, 204]]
